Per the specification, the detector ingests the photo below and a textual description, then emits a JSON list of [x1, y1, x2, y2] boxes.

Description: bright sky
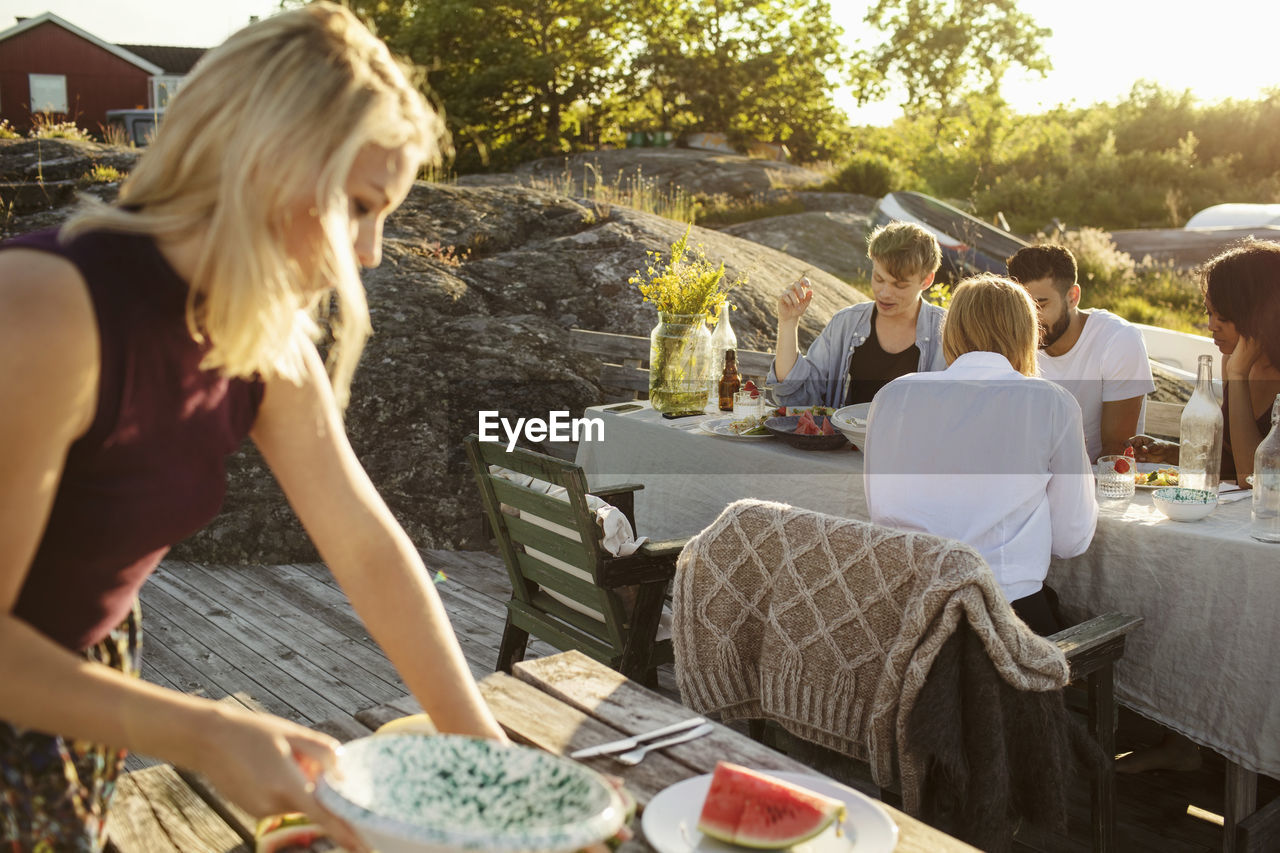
[[5, 0, 1279, 126]]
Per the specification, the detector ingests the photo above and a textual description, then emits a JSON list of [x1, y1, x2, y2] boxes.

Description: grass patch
[[28, 115, 92, 141], [81, 164, 124, 185], [697, 191, 808, 227], [527, 162, 701, 224], [0, 119, 18, 139]]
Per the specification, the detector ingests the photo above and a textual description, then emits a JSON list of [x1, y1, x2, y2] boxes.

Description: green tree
[[857, 0, 1051, 116], [347, 0, 630, 170], [627, 0, 851, 160]]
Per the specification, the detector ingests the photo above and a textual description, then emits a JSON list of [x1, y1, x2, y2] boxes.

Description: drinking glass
[[733, 390, 764, 419], [1096, 455, 1136, 501]]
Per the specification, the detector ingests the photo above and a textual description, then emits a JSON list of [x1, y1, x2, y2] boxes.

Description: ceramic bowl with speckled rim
[[316, 734, 625, 853], [1152, 487, 1217, 522]]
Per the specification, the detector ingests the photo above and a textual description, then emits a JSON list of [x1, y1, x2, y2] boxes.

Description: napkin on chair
[[488, 466, 648, 556]]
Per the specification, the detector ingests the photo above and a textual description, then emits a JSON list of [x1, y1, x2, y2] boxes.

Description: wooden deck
[[133, 550, 1273, 852]]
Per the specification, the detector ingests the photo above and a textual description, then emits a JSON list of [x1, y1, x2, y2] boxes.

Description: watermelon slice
[[697, 762, 846, 849]]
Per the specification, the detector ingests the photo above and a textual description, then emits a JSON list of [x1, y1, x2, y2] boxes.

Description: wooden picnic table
[[106, 649, 975, 852]]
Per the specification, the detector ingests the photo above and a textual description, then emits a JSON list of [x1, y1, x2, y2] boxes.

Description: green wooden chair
[[464, 435, 685, 682]]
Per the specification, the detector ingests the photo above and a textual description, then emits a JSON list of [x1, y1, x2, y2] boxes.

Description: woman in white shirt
[[864, 275, 1097, 635]]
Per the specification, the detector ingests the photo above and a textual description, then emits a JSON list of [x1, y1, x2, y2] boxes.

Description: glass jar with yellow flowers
[[630, 226, 747, 415]]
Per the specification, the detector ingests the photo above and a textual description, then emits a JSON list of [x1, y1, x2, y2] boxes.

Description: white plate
[[1133, 462, 1179, 490], [641, 771, 898, 853], [699, 417, 773, 440]]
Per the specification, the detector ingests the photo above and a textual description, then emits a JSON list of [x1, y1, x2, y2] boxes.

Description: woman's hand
[[1124, 434, 1178, 464], [776, 277, 813, 325], [1225, 335, 1264, 380], [198, 707, 367, 853]]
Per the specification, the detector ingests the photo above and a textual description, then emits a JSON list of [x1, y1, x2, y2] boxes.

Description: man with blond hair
[[1008, 245, 1154, 461], [770, 222, 947, 407]]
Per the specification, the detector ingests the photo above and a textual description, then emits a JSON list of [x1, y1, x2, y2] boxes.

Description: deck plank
[[148, 567, 403, 709], [140, 583, 345, 723]]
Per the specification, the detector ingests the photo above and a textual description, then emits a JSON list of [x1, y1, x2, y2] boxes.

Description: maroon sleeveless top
[[1, 228, 264, 650]]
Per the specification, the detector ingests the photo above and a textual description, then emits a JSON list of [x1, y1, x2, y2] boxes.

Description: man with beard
[[1007, 245, 1154, 461]]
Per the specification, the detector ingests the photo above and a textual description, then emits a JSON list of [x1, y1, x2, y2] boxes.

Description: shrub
[[0, 119, 18, 139], [28, 115, 92, 141], [824, 151, 912, 197], [81, 164, 123, 184]]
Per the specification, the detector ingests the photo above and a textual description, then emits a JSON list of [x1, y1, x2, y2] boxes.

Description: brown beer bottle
[[718, 349, 741, 412]]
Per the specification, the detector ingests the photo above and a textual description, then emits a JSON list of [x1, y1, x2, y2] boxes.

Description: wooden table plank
[[107, 765, 248, 853], [511, 650, 979, 853], [480, 670, 697, 807], [513, 652, 820, 778]]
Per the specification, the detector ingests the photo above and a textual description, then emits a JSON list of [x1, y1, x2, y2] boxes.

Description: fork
[[612, 723, 715, 765]]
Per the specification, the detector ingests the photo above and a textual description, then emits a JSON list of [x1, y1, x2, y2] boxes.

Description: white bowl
[[1152, 487, 1217, 522], [831, 403, 871, 450], [316, 734, 624, 853]]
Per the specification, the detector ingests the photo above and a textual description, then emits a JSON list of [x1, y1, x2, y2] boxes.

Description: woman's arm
[[250, 340, 505, 741], [0, 253, 357, 845]]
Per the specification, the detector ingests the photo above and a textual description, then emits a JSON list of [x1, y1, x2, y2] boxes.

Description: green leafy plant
[[82, 164, 123, 184], [28, 115, 92, 141], [630, 225, 746, 321]]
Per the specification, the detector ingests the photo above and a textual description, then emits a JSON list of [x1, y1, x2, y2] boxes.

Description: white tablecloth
[[575, 401, 1280, 778]]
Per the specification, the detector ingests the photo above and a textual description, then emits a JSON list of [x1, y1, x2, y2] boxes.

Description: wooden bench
[[570, 328, 774, 401]]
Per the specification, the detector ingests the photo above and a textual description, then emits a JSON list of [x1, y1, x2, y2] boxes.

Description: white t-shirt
[[1036, 310, 1155, 462], [864, 351, 1097, 602]]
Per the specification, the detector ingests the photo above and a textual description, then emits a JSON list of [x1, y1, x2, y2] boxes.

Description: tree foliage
[[856, 0, 1051, 116], [342, 0, 853, 169]]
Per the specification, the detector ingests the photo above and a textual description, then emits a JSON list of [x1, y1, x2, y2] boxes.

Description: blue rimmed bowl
[[1152, 487, 1217, 522], [315, 734, 625, 853]]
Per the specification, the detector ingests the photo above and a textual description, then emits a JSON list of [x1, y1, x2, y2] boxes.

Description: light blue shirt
[[768, 300, 948, 407]]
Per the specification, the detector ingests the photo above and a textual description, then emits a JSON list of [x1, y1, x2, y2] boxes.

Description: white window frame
[[28, 73, 68, 114], [149, 75, 185, 109]]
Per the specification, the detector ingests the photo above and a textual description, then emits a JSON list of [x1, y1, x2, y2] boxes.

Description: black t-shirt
[[844, 308, 920, 405]]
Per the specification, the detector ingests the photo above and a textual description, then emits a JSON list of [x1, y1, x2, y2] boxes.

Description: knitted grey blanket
[[673, 499, 1070, 814]]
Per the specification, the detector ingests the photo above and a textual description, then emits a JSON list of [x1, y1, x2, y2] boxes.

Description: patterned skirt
[[1, 603, 141, 853]]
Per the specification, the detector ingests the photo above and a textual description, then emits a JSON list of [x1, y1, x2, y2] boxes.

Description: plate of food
[[641, 762, 897, 853], [1134, 463, 1179, 489], [700, 416, 772, 440], [316, 734, 626, 853], [764, 413, 850, 450], [774, 405, 838, 419]]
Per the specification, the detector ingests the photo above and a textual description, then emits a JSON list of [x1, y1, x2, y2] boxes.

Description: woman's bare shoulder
[[0, 248, 98, 386]]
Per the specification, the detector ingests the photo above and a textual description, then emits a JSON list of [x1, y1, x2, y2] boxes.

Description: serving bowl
[[831, 403, 871, 450], [1151, 487, 1217, 522], [315, 734, 625, 853], [764, 415, 850, 451]]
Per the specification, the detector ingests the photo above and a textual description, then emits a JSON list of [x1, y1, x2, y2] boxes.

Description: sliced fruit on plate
[[255, 813, 345, 852], [697, 761, 846, 849]]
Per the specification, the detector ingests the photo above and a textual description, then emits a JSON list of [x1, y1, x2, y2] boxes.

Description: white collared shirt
[[864, 351, 1098, 602]]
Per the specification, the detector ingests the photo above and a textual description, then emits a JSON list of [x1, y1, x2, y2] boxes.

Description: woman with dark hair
[[1127, 240, 1280, 482]]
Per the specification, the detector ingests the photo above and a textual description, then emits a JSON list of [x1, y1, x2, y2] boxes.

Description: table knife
[[569, 716, 708, 759]]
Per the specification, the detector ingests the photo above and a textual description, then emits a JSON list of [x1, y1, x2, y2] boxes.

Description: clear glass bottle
[[1179, 354, 1224, 493], [707, 302, 737, 402], [1250, 394, 1280, 543]]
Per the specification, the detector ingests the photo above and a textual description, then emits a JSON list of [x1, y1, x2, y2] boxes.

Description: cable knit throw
[[673, 499, 1071, 817]]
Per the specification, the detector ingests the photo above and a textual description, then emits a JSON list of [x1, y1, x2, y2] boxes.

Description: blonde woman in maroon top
[[0, 5, 503, 850]]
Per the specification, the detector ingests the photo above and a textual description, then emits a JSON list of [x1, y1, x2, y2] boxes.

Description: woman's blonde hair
[[941, 275, 1040, 376], [64, 2, 444, 407]]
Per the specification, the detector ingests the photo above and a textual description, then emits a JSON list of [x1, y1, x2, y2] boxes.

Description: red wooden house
[[0, 12, 205, 134]]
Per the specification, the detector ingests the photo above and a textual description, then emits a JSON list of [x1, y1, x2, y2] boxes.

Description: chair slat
[[505, 602, 618, 664], [489, 480, 585, 534], [503, 515, 594, 573], [517, 552, 610, 607]]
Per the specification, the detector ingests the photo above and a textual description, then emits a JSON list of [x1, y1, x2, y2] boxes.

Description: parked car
[[872, 191, 1029, 283], [1185, 203, 1280, 230], [105, 108, 163, 146]]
